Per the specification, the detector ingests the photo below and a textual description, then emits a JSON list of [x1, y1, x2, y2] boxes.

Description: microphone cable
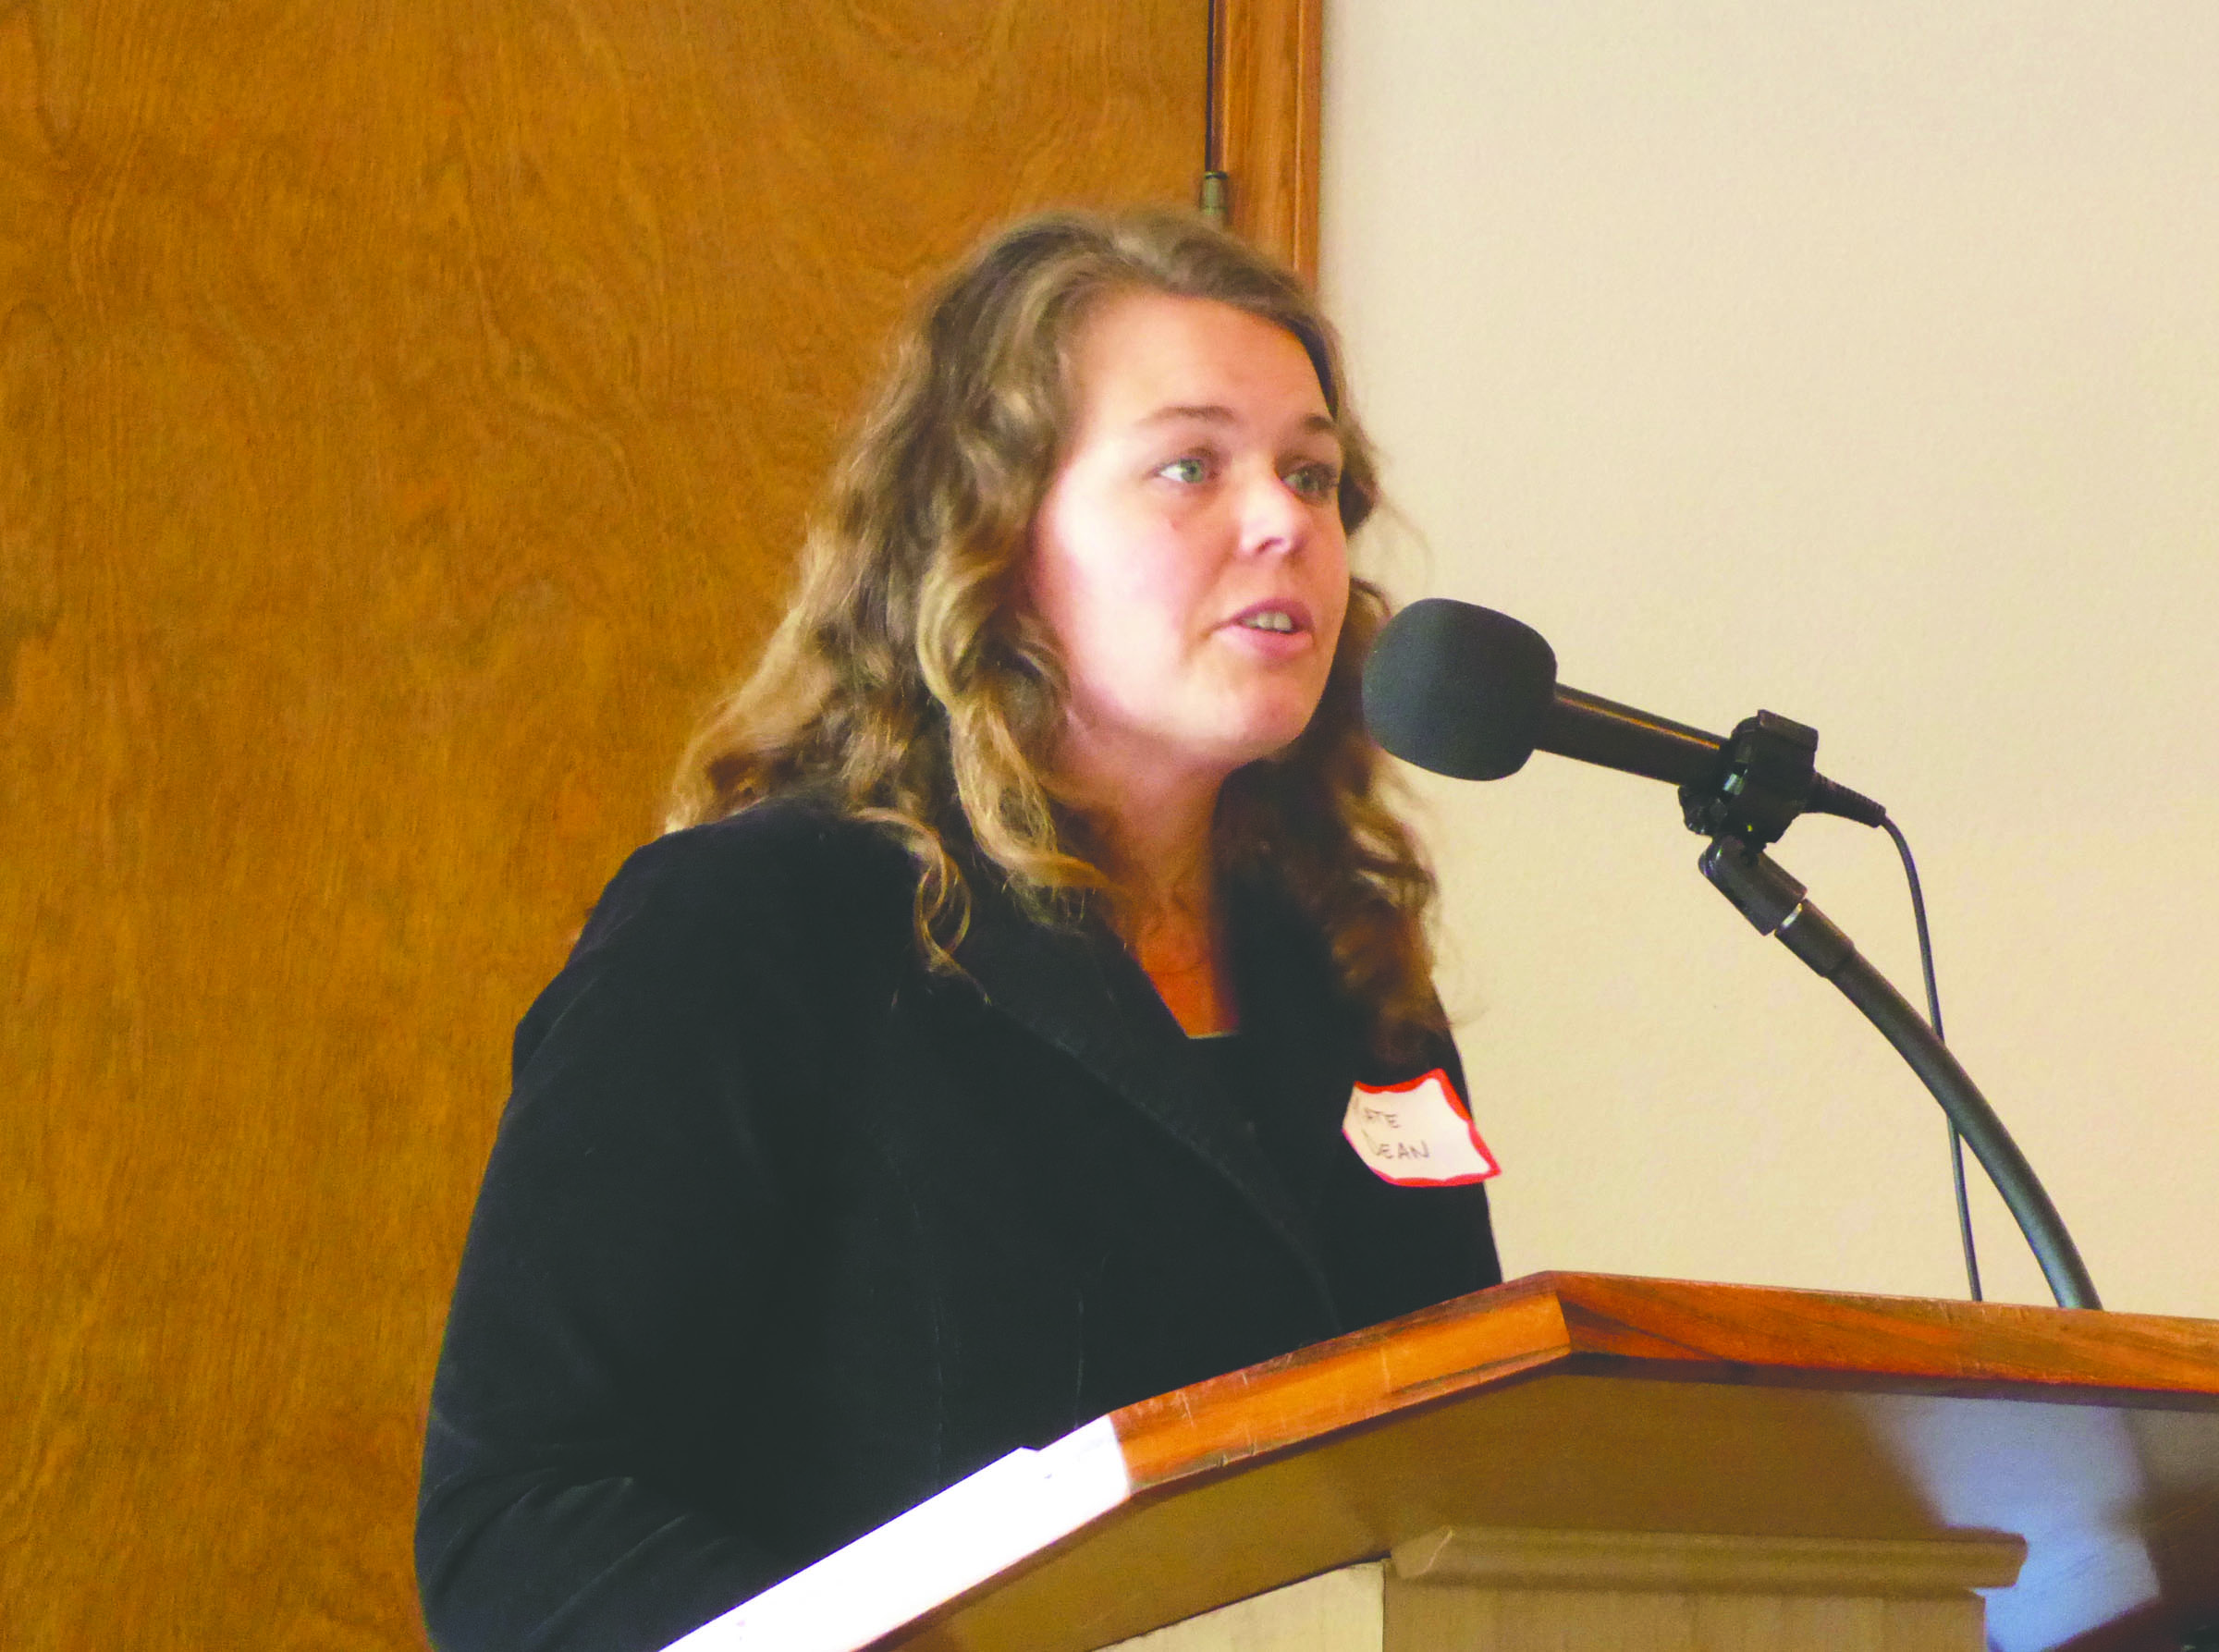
[[1881, 814, 1983, 1303]]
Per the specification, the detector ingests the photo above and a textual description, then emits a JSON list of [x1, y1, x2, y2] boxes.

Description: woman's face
[[1027, 289, 1351, 797]]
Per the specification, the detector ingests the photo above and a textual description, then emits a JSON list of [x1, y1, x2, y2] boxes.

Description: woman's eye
[[1286, 462, 1341, 503], [1156, 455, 1211, 484]]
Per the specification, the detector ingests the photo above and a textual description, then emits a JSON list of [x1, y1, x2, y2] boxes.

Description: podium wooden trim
[[1110, 1270, 2219, 1495], [1106, 1530, 2029, 1651], [868, 1273, 2219, 1652], [666, 1274, 2219, 1652], [1389, 1525, 2027, 1596]]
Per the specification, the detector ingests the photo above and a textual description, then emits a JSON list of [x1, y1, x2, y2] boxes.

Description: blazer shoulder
[[514, 802, 924, 1059], [582, 801, 914, 953]]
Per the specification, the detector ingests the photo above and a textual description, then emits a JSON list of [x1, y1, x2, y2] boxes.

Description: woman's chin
[[1207, 706, 1327, 769]]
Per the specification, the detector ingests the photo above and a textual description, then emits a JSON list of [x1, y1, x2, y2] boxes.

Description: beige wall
[[1321, 5, 2219, 1316]]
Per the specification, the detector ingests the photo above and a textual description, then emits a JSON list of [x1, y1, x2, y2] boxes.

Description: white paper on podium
[[662, 1413, 1133, 1652]]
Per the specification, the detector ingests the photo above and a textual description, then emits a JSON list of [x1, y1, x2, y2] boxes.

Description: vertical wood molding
[[1213, 0, 1322, 282]]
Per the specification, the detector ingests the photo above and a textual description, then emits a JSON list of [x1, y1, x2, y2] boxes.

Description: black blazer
[[417, 801, 1501, 1652]]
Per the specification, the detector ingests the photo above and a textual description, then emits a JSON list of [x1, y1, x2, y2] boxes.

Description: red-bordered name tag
[[1342, 1069, 1500, 1187]]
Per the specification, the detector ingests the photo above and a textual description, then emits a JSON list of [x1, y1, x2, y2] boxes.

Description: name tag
[[1342, 1069, 1500, 1187]]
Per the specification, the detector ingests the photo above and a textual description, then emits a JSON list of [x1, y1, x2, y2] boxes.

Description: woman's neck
[[1125, 887, 1233, 1037], [1087, 776, 1236, 1038]]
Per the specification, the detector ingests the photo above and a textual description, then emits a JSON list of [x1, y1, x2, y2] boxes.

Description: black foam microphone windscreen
[[1362, 598, 1559, 780]]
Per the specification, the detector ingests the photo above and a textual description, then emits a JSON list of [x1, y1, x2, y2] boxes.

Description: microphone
[[1361, 597, 1886, 846]]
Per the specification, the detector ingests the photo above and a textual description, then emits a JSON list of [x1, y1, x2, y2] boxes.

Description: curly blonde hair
[[669, 208, 1443, 1057]]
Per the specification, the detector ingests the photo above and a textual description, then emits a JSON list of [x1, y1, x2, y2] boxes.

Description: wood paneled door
[[0, 2, 1316, 1645]]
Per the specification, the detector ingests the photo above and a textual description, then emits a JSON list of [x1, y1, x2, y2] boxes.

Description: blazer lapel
[[952, 872, 1337, 1322], [1221, 875, 1366, 1215]]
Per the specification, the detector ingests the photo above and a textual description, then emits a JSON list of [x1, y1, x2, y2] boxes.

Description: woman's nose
[[1234, 465, 1309, 557]]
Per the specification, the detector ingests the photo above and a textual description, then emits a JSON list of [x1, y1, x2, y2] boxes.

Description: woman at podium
[[417, 210, 1502, 1652]]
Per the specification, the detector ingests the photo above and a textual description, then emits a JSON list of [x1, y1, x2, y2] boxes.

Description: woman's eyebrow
[[1134, 405, 1341, 442], [1134, 403, 1238, 429]]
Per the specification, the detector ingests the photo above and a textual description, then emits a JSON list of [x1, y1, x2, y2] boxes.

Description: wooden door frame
[[1212, 0, 1324, 283]]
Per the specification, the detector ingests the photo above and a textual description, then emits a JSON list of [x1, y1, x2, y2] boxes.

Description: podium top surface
[[900, 1272, 2219, 1652], [1111, 1269, 2219, 1490]]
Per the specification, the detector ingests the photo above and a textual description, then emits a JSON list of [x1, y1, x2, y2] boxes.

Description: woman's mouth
[[1227, 601, 1311, 635]]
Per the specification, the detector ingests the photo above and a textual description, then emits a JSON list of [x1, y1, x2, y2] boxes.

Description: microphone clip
[[1678, 710, 1825, 850]]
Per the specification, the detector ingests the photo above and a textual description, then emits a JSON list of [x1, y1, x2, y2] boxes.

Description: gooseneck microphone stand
[[1685, 714, 2102, 1312], [1699, 837, 2101, 1311]]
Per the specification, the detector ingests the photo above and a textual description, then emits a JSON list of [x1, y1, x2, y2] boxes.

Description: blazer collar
[[951, 869, 1343, 1325]]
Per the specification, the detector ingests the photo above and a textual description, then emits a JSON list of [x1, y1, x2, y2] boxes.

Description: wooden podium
[[679, 1273, 2219, 1652]]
